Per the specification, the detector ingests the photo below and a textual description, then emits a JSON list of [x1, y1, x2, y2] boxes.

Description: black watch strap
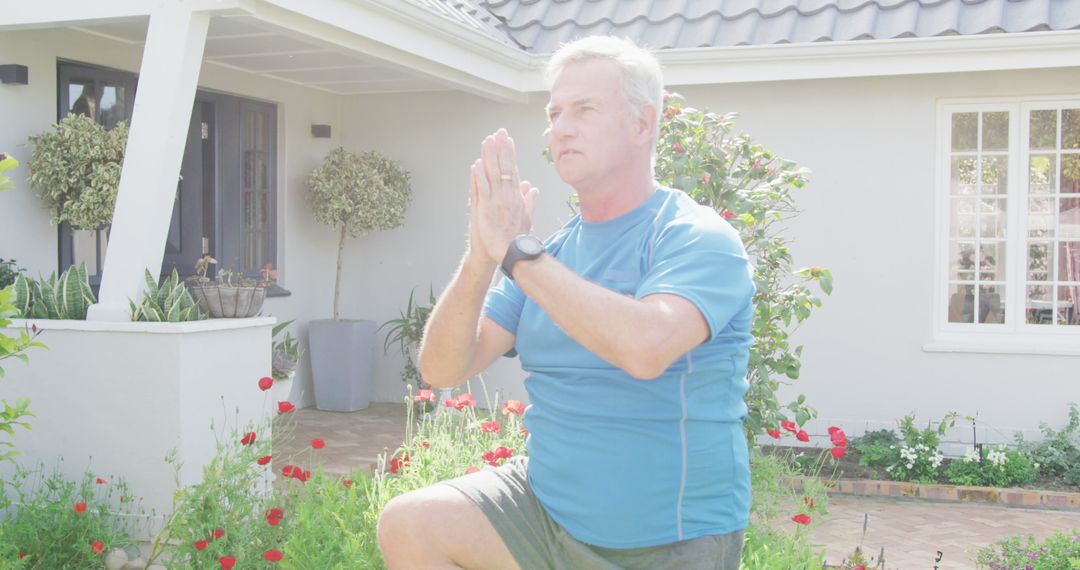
[[501, 235, 545, 280]]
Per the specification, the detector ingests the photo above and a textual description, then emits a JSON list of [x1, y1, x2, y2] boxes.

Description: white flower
[[963, 448, 979, 463]]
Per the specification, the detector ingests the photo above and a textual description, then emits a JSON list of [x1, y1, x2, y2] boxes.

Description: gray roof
[[475, 0, 1080, 53], [406, 0, 524, 48]]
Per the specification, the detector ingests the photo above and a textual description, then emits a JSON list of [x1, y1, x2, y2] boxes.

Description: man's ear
[[636, 103, 657, 144]]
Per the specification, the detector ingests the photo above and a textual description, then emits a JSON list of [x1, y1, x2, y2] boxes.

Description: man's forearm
[[511, 254, 706, 380], [417, 252, 498, 388]]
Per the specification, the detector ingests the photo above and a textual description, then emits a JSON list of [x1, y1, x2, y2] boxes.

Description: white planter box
[[0, 317, 274, 538]]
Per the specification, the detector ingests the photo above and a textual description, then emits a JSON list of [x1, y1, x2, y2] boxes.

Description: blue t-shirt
[[483, 186, 754, 549]]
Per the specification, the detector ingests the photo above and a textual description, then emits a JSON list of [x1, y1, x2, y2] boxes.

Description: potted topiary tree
[[26, 114, 128, 231], [306, 147, 411, 411]]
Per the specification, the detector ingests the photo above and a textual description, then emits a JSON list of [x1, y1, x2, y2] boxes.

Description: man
[[377, 36, 755, 569]]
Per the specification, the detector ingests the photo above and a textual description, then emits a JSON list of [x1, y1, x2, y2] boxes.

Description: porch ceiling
[[70, 14, 458, 95]]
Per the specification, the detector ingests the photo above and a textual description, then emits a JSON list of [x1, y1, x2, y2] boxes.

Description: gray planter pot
[[191, 285, 266, 318], [309, 319, 376, 411]]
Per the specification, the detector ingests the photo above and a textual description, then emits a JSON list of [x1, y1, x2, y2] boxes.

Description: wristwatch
[[501, 234, 545, 280]]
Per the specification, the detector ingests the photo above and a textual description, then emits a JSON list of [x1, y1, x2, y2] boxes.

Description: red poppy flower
[[481, 451, 498, 466], [195, 540, 208, 551], [792, 513, 812, 525], [264, 549, 283, 562], [420, 440, 430, 449], [257, 455, 272, 465], [95, 477, 107, 484], [766, 428, 781, 439], [220, 556, 236, 569], [673, 141, 684, 154], [804, 496, 815, 509], [703, 172, 712, 184], [414, 389, 436, 403], [277, 401, 295, 414], [282, 465, 297, 477], [481, 421, 500, 434], [342, 479, 353, 489], [828, 426, 848, 447], [241, 432, 256, 446], [465, 466, 481, 474], [831, 446, 847, 459], [444, 393, 477, 410], [502, 400, 525, 415], [721, 210, 737, 220], [389, 454, 409, 474], [74, 502, 87, 514], [295, 469, 311, 483], [781, 420, 797, 434], [258, 376, 273, 391], [796, 429, 810, 443], [211, 529, 225, 540], [18, 553, 27, 560], [310, 438, 325, 449], [265, 508, 284, 527], [494, 446, 513, 459], [91, 540, 104, 555]]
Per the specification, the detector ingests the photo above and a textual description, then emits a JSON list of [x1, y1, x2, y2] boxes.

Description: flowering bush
[[655, 93, 831, 442], [945, 445, 1037, 488], [884, 413, 955, 483], [1016, 403, 1080, 487], [975, 529, 1080, 569], [0, 464, 137, 568]]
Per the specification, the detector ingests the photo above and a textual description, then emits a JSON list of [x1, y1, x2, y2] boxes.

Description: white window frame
[[928, 96, 1080, 356]]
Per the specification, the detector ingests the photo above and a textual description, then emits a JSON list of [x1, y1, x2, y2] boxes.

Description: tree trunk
[[334, 225, 346, 320]]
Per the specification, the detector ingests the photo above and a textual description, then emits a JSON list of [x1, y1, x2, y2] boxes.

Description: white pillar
[[87, 4, 210, 321]]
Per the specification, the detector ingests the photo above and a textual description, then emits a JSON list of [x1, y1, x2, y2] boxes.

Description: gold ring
[[500, 174, 513, 181]]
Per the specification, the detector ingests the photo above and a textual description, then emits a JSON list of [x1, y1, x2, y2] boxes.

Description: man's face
[[546, 59, 641, 190]]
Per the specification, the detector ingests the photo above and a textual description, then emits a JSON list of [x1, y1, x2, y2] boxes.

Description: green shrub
[[885, 413, 956, 483], [0, 260, 23, 290], [945, 445, 1037, 488], [853, 429, 900, 469], [130, 268, 205, 322], [740, 522, 826, 569], [655, 93, 831, 443], [975, 528, 1080, 569], [0, 464, 137, 567], [1016, 403, 1080, 479]]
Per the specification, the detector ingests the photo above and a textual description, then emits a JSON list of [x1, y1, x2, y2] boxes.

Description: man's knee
[[377, 492, 421, 551]]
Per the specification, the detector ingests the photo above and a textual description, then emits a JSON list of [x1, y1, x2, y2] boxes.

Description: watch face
[[515, 235, 545, 256]]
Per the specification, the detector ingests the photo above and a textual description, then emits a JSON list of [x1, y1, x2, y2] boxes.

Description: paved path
[[279, 405, 1080, 569]]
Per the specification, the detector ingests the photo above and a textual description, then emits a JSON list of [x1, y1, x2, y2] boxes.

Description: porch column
[[87, 4, 210, 322]]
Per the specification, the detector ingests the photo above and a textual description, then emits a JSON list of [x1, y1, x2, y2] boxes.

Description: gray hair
[[544, 36, 664, 151]]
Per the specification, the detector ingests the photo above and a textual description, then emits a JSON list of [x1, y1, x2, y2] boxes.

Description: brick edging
[[785, 477, 1080, 511]]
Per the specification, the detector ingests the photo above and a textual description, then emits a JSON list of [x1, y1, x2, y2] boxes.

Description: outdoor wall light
[[0, 65, 28, 85], [311, 124, 332, 138]]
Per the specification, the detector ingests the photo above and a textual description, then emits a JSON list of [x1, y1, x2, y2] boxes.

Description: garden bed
[[764, 445, 1080, 511]]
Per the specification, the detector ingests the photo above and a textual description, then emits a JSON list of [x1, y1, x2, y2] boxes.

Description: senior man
[[377, 36, 755, 570]]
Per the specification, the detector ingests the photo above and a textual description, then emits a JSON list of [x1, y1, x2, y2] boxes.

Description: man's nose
[[550, 114, 576, 139]]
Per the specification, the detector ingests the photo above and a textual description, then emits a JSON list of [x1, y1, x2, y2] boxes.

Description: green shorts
[[441, 456, 744, 570]]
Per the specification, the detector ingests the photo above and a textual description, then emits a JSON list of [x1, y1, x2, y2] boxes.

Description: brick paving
[[280, 404, 1080, 569]]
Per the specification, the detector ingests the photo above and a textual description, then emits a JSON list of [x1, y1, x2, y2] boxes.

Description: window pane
[[950, 198, 976, 238], [68, 80, 98, 119], [256, 152, 268, 190], [243, 151, 254, 189], [1029, 155, 1055, 194], [1029, 197, 1055, 238], [1061, 197, 1080, 239], [1059, 285, 1079, 325], [1028, 241, 1052, 281], [1063, 109, 1080, 149], [99, 84, 126, 130], [1060, 241, 1080, 282], [979, 284, 1004, 323], [1062, 155, 1080, 194], [980, 198, 1007, 238], [982, 112, 1009, 151], [950, 241, 976, 281], [951, 156, 978, 195], [255, 192, 267, 230], [979, 241, 1006, 281], [947, 283, 975, 323], [1026, 284, 1053, 325], [952, 113, 978, 151], [980, 156, 1007, 195], [243, 191, 253, 230], [1030, 109, 1058, 150]]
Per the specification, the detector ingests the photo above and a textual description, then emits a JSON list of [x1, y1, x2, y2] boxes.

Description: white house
[[2, 0, 1079, 466]]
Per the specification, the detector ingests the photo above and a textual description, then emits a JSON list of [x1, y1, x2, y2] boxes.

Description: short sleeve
[[482, 274, 526, 336], [635, 217, 755, 340]]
